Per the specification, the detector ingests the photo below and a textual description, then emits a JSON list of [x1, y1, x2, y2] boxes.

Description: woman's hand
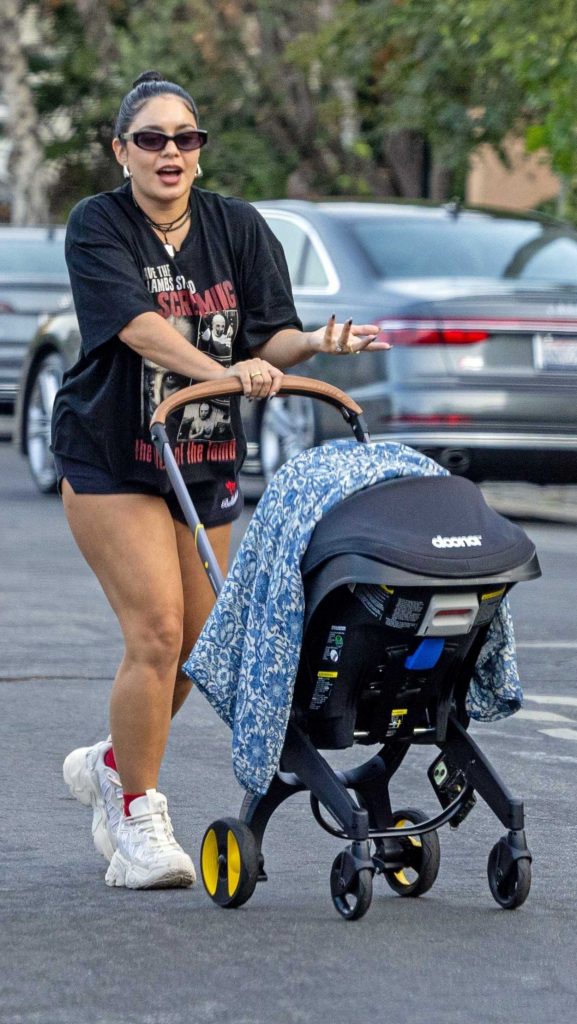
[[225, 357, 285, 398], [309, 314, 390, 356]]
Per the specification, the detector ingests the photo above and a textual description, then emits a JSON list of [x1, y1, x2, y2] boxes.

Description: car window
[[0, 237, 68, 275], [302, 242, 329, 287], [263, 217, 308, 284], [511, 235, 577, 282], [263, 214, 330, 288], [349, 217, 577, 283]]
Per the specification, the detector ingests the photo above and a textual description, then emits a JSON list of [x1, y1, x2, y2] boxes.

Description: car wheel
[[259, 393, 317, 482], [25, 351, 63, 493]]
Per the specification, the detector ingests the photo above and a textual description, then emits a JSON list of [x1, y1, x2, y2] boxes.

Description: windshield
[[350, 216, 577, 284], [0, 237, 68, 276]]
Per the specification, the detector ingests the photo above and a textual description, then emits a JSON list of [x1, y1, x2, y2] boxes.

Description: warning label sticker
[[352, 584, 391, 620], [386, 708, 408, 737], [474, 587, 506, 626], [322, 625, 346, 663], [385, 597, 425, 630], [310, 670, 338, 711]]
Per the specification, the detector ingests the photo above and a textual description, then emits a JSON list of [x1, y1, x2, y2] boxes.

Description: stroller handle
[[149, 375, 368, 597], [150, 374, 366, 435]]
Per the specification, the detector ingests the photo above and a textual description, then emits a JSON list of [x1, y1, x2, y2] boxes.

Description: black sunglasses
[[120, 129, 208, 152]]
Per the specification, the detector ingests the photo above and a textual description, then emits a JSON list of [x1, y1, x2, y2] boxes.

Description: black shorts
[[54, 455, 244, 528]]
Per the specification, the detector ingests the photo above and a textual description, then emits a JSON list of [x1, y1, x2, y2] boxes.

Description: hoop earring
[[123, 166, 131, 179], [195, 165, 203, 179]]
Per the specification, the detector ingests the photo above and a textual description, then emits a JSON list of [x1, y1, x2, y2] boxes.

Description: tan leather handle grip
[[150, 374, 363, 428]]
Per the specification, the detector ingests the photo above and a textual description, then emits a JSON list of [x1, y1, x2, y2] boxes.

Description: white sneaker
[[104, 790, 196, 889], [62, 738, 123, 862]]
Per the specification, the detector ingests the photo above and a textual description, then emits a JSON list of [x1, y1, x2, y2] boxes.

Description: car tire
[[25, 351, 63, 494], [259, 392, 318, 483]]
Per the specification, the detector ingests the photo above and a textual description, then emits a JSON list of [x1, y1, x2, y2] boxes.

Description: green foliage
[[20, 0, 577, 216]]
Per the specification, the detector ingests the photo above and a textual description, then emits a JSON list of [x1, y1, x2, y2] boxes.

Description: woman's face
[[113, 94, 200, 210], [143, 360, 185, 417]]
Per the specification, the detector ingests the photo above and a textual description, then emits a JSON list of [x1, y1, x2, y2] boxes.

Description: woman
[[56, 70, 388, 890]]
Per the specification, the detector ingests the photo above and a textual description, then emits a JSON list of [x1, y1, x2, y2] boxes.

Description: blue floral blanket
[[184, 441, 521, 795]]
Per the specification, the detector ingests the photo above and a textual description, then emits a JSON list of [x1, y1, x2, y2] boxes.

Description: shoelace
[[102, 767, 123, 808], [129, 807, 179, 849]]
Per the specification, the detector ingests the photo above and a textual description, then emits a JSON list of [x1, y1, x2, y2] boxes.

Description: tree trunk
[[216, 1, 385, 197], [383, 130, 428, 198], [430, 162, 454, 202], [73, 0, 117, 70], [0, 1, 53, 224]]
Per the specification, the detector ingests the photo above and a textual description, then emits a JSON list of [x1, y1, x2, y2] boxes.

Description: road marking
[[516, 709, 575, 723], [540, 728, 577, 742], [474, 694, 577, 748], [524, 694, 577, 708], [516, 642, 577, 649], [517, 751, 577, 765]]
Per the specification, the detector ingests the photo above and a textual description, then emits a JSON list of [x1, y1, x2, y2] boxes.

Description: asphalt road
[[1, 443, 577, 1024]]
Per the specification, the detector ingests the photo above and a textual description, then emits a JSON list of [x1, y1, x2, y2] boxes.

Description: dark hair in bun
[[115, 70, 199, 137], [132, 70, 164, 88]]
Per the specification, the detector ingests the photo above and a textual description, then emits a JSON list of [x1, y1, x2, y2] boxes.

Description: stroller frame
[[151, 376, 537, 920]]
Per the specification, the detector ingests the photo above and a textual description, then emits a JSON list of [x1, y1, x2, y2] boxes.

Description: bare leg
[[62, 482, 185, 795], [171, 520, 231, 715]]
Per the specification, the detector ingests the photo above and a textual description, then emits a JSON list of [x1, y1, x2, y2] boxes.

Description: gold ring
[[347, 342, 359, 355], [250, 371, 264, 379]]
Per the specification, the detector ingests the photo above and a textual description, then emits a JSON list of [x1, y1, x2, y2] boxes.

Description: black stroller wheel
[[330, 849, 373, 921], [200, 817, 259, 909], [331, 868, 373, 921], [381, 808, 441, 897], [487, 842, 531, 909]]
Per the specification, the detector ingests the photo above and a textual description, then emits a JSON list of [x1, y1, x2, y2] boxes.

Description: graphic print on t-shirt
[[199, 310, 237, 364], [139, 261, 238, 448]]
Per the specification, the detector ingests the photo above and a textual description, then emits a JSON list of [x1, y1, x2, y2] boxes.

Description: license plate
[[533, 333, 577, 370]]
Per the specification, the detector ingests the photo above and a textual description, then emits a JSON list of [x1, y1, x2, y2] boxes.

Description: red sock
[[123, 793, 145, 817], [103, 747, 117, 771]]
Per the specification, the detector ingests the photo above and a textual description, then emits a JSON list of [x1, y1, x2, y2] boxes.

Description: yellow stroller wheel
[[200, 818, 259, 908], [381, 808, 441, 897]]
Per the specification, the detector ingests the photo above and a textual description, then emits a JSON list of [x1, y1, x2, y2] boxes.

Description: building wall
[[466, 136, 561, 212]]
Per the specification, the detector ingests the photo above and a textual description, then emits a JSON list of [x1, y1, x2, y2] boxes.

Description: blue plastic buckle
[[404, 638, 445, 671]]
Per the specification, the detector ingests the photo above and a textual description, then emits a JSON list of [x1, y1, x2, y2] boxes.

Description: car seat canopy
[[301, 475, 535, 579]]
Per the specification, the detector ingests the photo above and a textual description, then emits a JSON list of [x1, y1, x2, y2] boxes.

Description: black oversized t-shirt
[[51, 183, 302, 491]]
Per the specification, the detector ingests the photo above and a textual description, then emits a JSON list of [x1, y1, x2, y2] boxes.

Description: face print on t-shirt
[[179, 398, 231, 441], [142, 359, 189, 429], [199, 311, 238, 363]]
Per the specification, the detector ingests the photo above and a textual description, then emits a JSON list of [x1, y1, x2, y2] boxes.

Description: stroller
[[151, 377, 541, 921]]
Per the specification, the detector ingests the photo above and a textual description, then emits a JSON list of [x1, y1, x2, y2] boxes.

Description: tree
[[112, 0, 390, 199], [309, 0, 577, 207], [0, 0, 58, 223], [295, 0, 526, 201], [25, 0, 399, 215], [7, 0, 577, 219]]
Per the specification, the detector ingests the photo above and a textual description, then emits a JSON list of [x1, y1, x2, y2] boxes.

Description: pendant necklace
[[132, 195, 191, 255]]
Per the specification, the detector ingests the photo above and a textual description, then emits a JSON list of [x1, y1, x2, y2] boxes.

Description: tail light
[[0, 301, 15, 313], [376, 320, 489, 345], [393, 414, 471, 424]]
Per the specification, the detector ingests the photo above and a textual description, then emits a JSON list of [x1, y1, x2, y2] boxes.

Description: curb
[[481, 484, 577, 525]]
